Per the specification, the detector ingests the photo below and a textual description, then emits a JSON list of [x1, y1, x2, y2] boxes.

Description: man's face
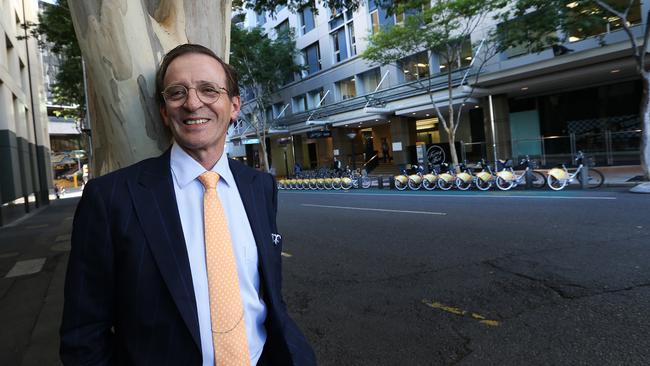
[[160, 53, 240, 159]]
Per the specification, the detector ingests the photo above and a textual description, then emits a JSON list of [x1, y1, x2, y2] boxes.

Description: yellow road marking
[[422, 299, 500, 326], [281, 252, 292, 258]]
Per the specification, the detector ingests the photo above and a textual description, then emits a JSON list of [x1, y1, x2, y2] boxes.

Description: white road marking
[[301, 203, 447, 215], [281, 252, 292, 258], [5, 258, 46, 278], [55, 234, 71, 242], [25, 224, 48, 229], [283, 191, 616, 200]]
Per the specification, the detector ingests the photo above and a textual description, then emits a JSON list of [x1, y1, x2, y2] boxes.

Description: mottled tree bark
[[68, 0, 232, 175]]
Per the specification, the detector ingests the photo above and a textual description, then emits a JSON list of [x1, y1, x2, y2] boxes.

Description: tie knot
[[198, 171, 220, 189]]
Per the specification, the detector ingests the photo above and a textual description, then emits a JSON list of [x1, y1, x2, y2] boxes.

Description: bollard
[[377, 176, 384, 189], [580, 165, 588, 190], [389, 176, 395, 189], [524, 169, 532, 189]]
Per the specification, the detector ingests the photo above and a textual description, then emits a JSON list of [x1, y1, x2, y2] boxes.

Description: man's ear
[[160, 105, 170, 127], [229, 95, 241, 122]]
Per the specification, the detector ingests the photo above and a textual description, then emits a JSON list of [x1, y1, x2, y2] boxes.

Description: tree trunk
[[641, 74, 650, 180], [68, 0, 232, 175]]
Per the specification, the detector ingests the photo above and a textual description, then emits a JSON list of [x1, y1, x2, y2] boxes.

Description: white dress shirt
[[170, 143, 267, 365]]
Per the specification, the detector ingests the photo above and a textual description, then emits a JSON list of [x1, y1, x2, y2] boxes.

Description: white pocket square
[[271, 233, 282, 246]]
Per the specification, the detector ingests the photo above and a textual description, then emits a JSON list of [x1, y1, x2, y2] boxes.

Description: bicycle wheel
[[495, 176, 514, 191], [408, 179, 421, 190], [547, 175, 568, 191], [438, 178, 453, 190], [395, 179, 408, 191], [530, 171, 546, 188], [341, 180, 352, 190], [577, 169, 604, 188], [422, 178, 437, 191], [361, 176, 371, 189], [475, 177, 492, 191], [455, 177, 471, 190]]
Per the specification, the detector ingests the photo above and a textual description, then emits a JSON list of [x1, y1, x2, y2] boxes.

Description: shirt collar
[[170, 142, 234, 188]]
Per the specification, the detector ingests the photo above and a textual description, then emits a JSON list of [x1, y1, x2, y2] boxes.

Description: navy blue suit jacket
[[60, 149, 316, 365]]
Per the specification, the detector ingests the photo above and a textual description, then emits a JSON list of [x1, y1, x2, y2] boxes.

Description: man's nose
[[183, 88, 203, 110]]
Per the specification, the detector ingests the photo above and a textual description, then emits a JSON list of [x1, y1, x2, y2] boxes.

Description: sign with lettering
[[306, 130, 332, 139]]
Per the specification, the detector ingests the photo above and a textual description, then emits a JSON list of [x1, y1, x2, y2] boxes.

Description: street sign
[[306, 130, 332, 139]]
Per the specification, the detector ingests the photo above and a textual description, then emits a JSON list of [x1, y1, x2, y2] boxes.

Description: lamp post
[[346, 131, 357, 169]]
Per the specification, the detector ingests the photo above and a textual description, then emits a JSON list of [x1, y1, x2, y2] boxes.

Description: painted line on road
[[283, 191, 616, 200], [281, 252, 293, 258], [301, 203, 447, 215], [55, 234, 71, 242], [422, 299, 500, 327], [25, 224, 49, 229], [5, 258, 46, 278]]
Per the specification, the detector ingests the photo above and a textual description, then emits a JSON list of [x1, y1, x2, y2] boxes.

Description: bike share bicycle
[[546, 151, 604, 190]]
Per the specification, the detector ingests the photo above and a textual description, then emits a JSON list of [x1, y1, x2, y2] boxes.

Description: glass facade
[[336, 77, 357, 100], [303, 42, 321, 75], [400, 51, 430, 81]]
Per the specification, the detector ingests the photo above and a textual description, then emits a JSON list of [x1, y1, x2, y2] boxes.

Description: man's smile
[[183, 118, 210, 125]]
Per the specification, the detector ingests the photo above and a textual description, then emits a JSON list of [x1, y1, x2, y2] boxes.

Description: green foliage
[[33, 0, 84, 119], [230, 25, 303, 103], [362, 0, 505, 67], [243, 0, 361, 14], [495, 0, 642, 53]]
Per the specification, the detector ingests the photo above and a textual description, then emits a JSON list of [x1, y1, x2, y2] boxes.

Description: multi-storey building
[[231, 1, 644, 177], [0, 0, 51, 225]]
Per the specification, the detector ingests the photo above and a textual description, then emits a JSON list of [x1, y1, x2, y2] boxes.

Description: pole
[[22, 0, 44, 208], [82, 58, 93, 178], [488, 95, 498, 168]]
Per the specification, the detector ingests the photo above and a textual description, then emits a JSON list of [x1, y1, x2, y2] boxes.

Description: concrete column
[[389, 116, 416, 166], [483, 94, 512, 162]]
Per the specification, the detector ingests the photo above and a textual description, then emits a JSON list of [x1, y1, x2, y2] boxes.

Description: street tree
[[63, 0, 364, 175], [25, 0, 84, 120], [362, 0, 506, 170], [496, 0, 649, 179], [229, 26, 303, 173]]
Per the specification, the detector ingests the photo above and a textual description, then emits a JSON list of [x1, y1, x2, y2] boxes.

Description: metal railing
[[460, 130, 642, 167]]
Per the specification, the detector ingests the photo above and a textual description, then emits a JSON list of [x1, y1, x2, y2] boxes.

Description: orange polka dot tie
[[198, 172, 251, 366]]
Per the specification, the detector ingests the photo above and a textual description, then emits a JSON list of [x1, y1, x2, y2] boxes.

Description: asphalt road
[[276, 188, 650, 366]]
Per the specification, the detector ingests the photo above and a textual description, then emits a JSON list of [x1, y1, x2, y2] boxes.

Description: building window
[[256, 11, 266, 26], [359, 68, 382, 95], [368, 0, 395, 33], [336, 77, 357, 100], [292, 94, 308, 113], [275, 20, 290, 39], [307, 88, 325, 109], [332, 28, 348, 62], [400, 51, 430, 81], [439, 37, 472, 72], [299, 6, 316, 35], [566, 0, 641, 42], [329, 7, 356, 63], [497, 11, 557, 58], [303, 42, 321, 75], [272, 102, 287, 118]]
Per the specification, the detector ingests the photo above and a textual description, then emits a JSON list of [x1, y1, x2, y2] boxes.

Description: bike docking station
[[388, 152, 604, 192]]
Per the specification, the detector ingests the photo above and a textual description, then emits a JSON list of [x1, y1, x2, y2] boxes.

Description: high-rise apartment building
[[232, 1, 644, 177], [0, 0, 51, 225]]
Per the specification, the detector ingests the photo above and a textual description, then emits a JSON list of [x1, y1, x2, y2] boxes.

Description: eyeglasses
[[161, 83, 228, 107]]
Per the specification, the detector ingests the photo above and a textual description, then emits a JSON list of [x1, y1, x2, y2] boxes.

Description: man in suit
[[60, 44, 316, 366]]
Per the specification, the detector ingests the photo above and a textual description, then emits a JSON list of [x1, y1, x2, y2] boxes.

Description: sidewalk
[[0, 195, 80, 366]]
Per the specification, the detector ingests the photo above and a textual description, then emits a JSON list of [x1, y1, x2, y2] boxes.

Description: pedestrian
[[294, 161, 302, 177], [333, 156, 342, 175], [382, 139, 390, 163], [60, 44, 315, 366], [54, 185, 60, 199]]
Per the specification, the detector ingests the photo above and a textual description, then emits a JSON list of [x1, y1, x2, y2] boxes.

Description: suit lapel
[[128, 150, 201, 350], [229, 160, 277, 304]]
